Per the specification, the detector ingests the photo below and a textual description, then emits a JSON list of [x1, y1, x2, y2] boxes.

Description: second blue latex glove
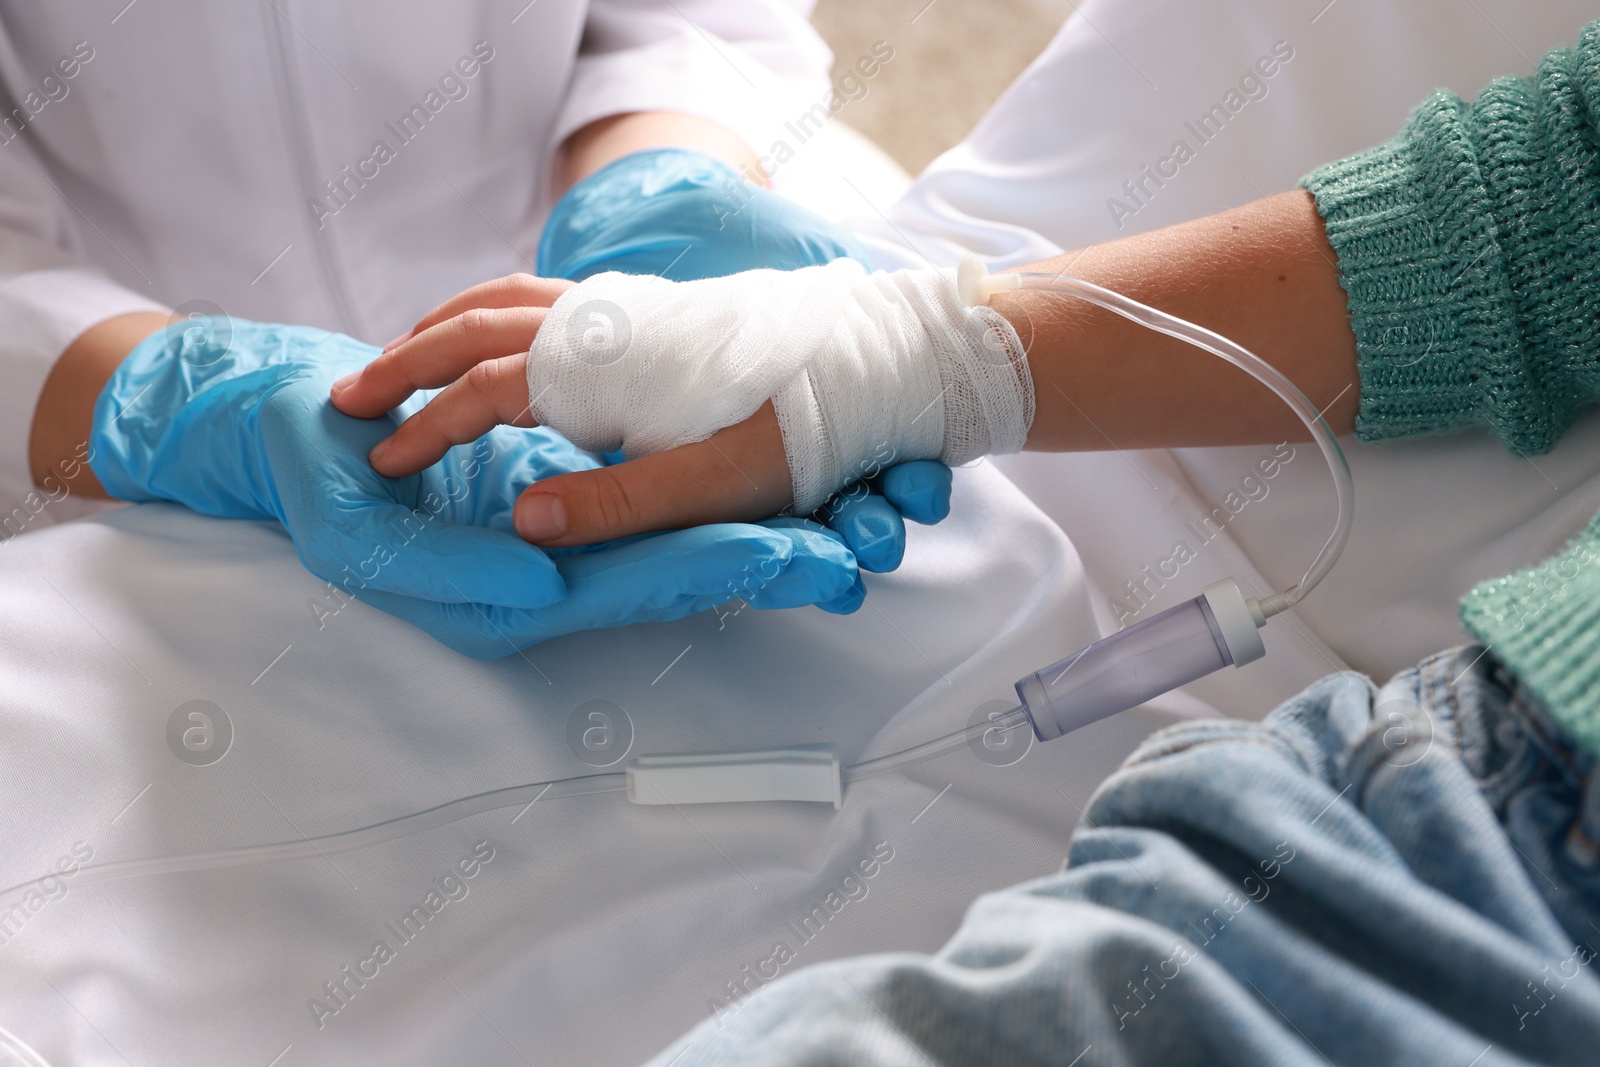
[[91, 318, 561, 607], [90, 318, 864, 657], [538, 147, 954, 569]]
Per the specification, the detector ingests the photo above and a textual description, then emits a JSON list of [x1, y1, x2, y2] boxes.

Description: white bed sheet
[[0, 465, 1227, 1067]]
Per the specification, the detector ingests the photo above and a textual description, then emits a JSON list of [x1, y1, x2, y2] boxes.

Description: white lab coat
[[0, 0, 830, 524]]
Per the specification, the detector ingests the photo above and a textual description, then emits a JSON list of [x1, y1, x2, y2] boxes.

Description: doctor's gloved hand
[[90, 317, 867, 657], [337, 273, 956, 570], [366, 147, 951, 570], [90, 317, 565, 608], [535, 146, 871, 281]]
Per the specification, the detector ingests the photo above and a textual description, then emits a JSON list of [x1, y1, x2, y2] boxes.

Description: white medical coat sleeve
[[0, 130, 166, 519], [553, 0, 832, 164]]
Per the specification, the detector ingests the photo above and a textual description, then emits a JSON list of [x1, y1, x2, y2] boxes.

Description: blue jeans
[[647, 647, 1600, 1066]]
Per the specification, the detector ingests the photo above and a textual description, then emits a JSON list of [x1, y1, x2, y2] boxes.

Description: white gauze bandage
[[526, 258, 1034, 514]]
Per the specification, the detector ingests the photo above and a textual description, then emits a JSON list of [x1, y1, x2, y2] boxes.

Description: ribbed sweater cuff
[[1460, 521, 1600, 756], [1302, 97, 1544, 452]]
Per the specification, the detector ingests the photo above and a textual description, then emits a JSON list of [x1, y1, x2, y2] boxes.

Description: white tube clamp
[[626, 746, 842, 809]]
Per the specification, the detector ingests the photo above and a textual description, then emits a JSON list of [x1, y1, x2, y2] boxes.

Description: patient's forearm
[[29, 310, 170, 497], [998, 189, 1358, 451], [334, 188, 1362, 549]]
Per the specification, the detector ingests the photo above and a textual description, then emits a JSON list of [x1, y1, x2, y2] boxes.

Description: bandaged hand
[[330, 261, 1032, 548], [90, 316, 872, 657]]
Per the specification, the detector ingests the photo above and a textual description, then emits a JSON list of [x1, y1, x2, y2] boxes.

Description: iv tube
[[0, 712, 1033, 908], [1006, 269, 1353, 618]]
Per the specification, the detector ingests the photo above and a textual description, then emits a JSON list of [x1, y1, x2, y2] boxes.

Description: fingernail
[[517, 493, 568, 542], [369, 438, 392, 467], [331, 371, 359, 394], [382, 333, 407, 353]]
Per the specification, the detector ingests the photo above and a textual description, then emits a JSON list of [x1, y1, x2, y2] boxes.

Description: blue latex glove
[[538, 147, 955, 569], [537, 147, 873, 280], [90, 318, 864, 657]]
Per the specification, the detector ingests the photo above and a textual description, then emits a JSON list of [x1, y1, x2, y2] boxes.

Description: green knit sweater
[[1302, 20, 1600, 754]]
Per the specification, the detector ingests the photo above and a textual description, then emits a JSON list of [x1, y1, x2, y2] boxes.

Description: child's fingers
[[382, 273, 573, 352], [368, 353, 536, 476], [332, 306, 547, 418], [512, 402, 792, 547]]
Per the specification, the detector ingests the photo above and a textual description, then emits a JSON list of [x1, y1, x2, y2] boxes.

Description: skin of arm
[[29, 310, 172, 496], [334, 188, 1361, 547], [1000, 188, 1358, 451], [26, 110, 767, 499]]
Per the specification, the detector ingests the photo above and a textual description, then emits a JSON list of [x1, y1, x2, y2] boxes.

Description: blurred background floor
[[810, 0, 1078, 175]]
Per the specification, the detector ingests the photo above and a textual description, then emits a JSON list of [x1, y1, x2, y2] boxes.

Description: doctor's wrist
[[558, 111, 768, 193], [29, 309, 171, 498]]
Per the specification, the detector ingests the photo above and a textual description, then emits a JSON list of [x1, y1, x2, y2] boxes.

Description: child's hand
[[331, 272, 794, 547]]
